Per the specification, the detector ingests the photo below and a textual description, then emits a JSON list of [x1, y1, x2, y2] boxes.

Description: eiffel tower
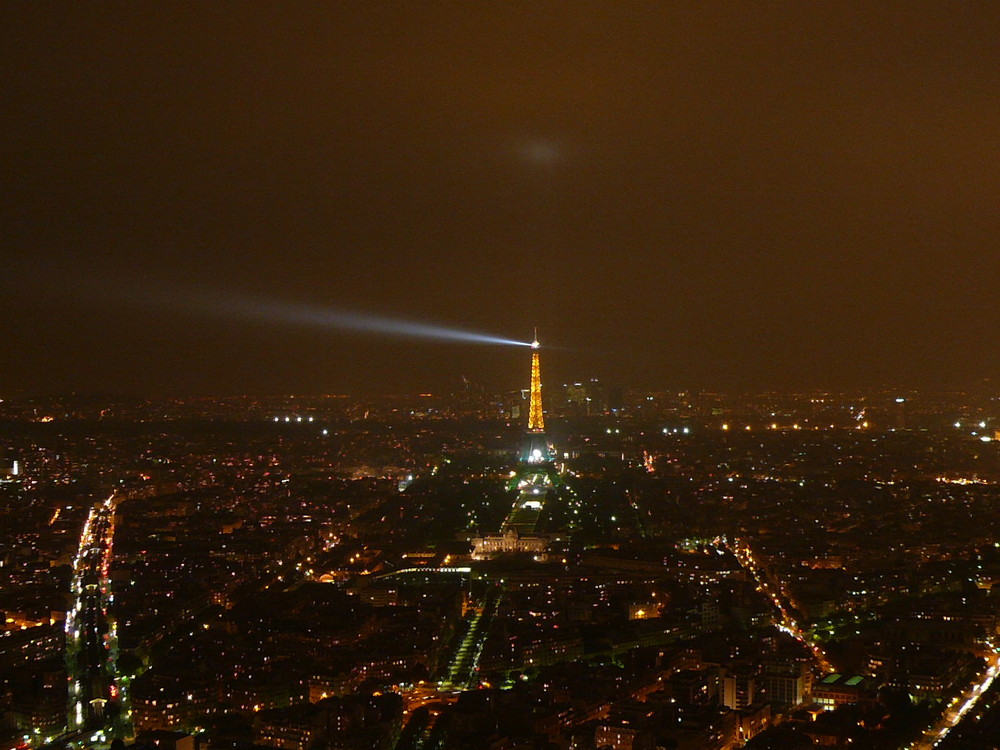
[[473, 333, 564, 558], [507, 331, 561, 494]]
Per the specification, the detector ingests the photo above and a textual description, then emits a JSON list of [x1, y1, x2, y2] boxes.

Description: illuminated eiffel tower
[[508, 331, 561, 492], [527, 334, 544, 432], [473, 332, 563, 558]]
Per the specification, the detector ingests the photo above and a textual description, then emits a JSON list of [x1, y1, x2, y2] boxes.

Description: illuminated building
[[722, 666, 757, 710], [1, 453, 18, 481], [811, 673, 879, 709], [761, 660, 810, 706], [893, 397, 907, 430]]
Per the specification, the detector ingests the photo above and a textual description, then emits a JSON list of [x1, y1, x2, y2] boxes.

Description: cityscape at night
[[4, 3, 1000, 750], [3, 351, 1000, 748]]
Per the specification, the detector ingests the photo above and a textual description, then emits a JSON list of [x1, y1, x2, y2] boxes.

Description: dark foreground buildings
[[2, 358, 1000, 748]]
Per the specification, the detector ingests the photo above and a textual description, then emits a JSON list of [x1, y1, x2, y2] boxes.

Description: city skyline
[[3, 374, 1000, 747], [4, 4, 1000, 396]]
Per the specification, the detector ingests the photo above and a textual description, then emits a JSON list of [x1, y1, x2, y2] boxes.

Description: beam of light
[[279, 304, 533, 347], [122, 280, 533, 348], [4, 268, 533, 347]]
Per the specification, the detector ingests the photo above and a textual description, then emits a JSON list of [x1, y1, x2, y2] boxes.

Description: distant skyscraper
[[607, 385, 625, 413], [893, 397, 907, 430]]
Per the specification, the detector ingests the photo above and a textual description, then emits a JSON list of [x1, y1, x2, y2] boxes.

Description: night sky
[[4, 3, 1000, 396]]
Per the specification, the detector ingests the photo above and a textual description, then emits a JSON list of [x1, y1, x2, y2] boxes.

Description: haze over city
[[5, 3, 1000, 395]]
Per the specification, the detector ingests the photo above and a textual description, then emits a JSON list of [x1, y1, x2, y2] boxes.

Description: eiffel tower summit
[[473, 331, 564, 558]]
